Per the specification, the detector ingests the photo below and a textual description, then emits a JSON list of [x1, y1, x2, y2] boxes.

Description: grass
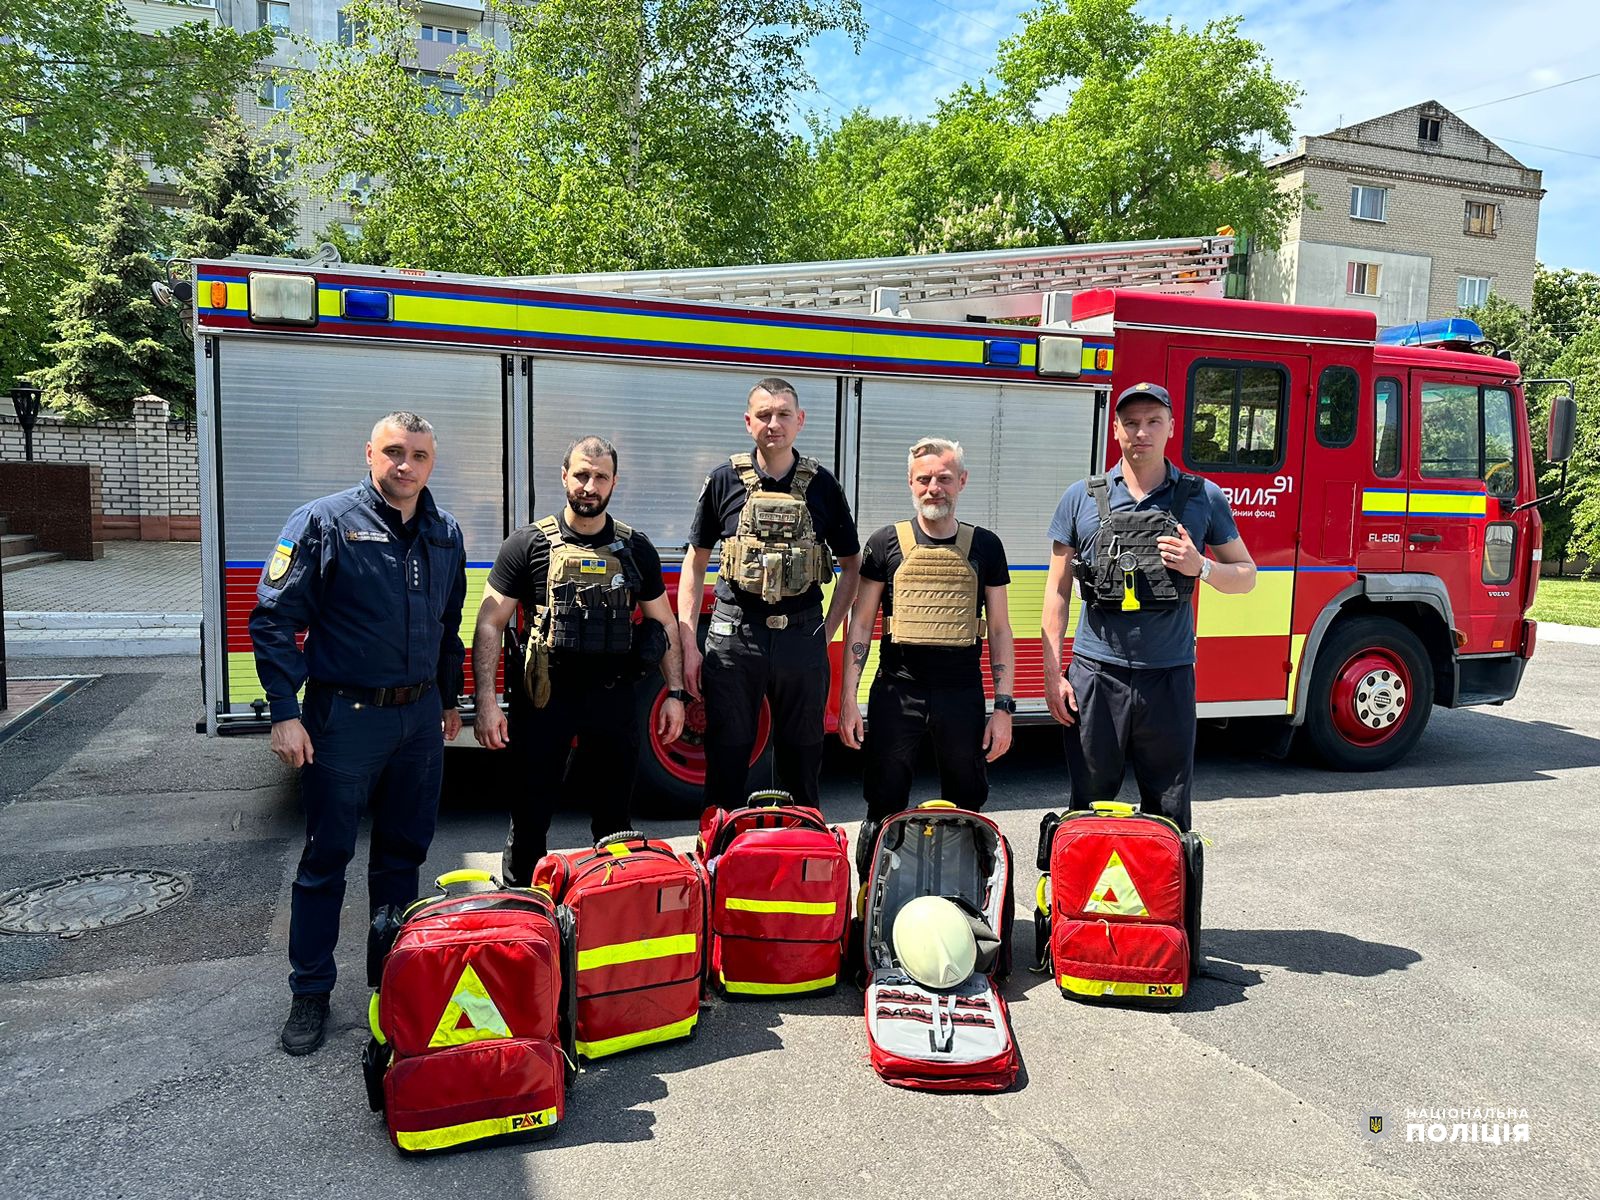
[[1531, 577, 1600, 628]]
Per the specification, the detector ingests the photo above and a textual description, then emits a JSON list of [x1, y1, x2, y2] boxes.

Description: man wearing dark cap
[[1040, 381, 1256, 830]]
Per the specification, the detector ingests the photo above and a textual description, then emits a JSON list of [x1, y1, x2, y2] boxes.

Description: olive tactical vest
[[883, 521, 987, 647], [1073, 473, 1200, 612], [719, 453, 833, 603], [528, 516, 640, 662]]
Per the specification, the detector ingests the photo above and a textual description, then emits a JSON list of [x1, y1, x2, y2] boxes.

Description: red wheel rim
[[647, 689, 772, 785], [1329, 648, 1412, 747]]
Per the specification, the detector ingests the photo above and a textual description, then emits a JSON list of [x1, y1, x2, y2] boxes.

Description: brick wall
[[0, 395, 200, 540]]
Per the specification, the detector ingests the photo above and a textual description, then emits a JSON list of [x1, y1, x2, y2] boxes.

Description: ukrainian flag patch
[[267, 537, 295, 583]]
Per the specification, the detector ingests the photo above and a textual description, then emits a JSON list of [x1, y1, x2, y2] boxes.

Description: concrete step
[[1, 532, 39, 559], [4, 610, 201, 631], [1, 550, 64, 574], [5, 626, 199, 658]]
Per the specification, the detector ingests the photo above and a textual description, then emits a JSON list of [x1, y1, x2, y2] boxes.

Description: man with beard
[[679, 378, 861, 810], [473, 436, 686, 884], [250, 411, 467, 1056], [839, 438, 1014, 820]]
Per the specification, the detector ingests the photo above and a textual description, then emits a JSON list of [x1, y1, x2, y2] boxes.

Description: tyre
[[1303, 616, 1434, 770], [633, 679, 773, 817]]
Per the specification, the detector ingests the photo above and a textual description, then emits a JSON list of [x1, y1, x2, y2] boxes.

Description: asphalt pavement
[[1, 642, 1597, 1200]]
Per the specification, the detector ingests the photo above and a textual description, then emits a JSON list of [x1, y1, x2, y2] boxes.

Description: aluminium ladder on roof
[[512, 235, 1237, 322]]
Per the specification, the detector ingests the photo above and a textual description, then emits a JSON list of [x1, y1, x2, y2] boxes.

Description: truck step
[[0, 550, 64, 573]]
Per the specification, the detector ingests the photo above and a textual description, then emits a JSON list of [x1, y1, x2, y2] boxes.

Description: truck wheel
[[1303, 616, 1433, 770], [634, 681, 773, 817]]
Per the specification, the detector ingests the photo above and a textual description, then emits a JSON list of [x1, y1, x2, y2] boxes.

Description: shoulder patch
[[267, 537, 295, 583]]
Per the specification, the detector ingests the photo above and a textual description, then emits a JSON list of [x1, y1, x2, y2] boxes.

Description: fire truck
[[190, 237, 1574, 806]]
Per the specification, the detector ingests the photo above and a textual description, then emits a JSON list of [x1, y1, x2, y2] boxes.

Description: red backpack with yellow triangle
[[1033, 802, 1204, 1007], [362, 870, 577, 1154]]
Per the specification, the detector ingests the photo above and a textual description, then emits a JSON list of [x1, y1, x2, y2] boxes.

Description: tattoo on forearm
[[472, 628, 501, 698], [993, 663, 1008, 686], [850, 640, 868, 669]]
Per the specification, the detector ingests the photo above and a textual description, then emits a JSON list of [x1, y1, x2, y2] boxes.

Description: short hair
[[907, 437, 966, 475], [564, 434, 618, 473], [371, 411, 434, 443], [747, 377, 800, 408]]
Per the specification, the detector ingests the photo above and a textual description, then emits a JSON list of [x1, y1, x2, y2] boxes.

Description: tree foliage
[[287, 0, 864, 275], [175, 110, 300, 262], [33, 155, 193, 421], [0, 0, 268, 391]]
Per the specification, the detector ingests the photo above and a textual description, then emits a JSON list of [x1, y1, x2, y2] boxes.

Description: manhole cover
[[0, 868, 192, 936]]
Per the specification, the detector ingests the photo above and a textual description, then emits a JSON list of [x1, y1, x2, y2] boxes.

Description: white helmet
[[892, 895, 978, 990]]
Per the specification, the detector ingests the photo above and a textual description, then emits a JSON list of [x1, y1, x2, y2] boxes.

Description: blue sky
[[796, 0, 1600, 274]]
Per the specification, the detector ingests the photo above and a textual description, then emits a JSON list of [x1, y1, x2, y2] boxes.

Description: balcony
[[125, 0, 220, 35]]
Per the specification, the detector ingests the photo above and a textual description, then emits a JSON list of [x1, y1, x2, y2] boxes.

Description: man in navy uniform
[[251, 411, 467, 1056]]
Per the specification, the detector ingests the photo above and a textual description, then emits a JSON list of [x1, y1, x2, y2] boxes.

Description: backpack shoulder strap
[[894, 520, 916, 558], [729, 452, 761, 492], [1086, 475, 1112, 524], [791, 456, 821, 498]]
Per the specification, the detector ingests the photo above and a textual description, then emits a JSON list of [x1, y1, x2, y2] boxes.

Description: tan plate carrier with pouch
[[719, 453, 833, 604], [882, 521, 986, 647]]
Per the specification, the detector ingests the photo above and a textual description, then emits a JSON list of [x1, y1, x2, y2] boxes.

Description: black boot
[[280, 993, 330, 1056]]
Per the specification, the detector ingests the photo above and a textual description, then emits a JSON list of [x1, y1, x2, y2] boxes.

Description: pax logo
[[510, 1111, 553, 1131], [1146, 983, 1177, 997]]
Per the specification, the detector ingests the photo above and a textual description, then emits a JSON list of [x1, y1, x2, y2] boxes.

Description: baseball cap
[[1115, 381, 1173, 411]]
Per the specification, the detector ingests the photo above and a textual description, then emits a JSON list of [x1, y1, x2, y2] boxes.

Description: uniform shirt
[[860, 521, 1010, 688], [1048, 460, 1239, 669], [250, 478, 467, 723], [488, 513, 666, 619], [688, 451, 860, 617]]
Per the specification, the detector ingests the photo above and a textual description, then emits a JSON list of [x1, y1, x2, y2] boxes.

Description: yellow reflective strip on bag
[[724, 897, 838, 916], [1059, 973, 1184, 1000], [576, 932, 698, 971], [394, 1107, 558, 1152], [575, 1014, 697, 1058], [720, 972, 837, 995]]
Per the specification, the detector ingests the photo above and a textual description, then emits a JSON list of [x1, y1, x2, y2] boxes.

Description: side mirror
[[1547, 392, 1577, 464]]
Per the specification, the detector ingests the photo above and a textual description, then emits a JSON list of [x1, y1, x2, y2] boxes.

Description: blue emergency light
[[1377, 317, 1484, 348], [341, 288, 394, 321], [984, 339, 1023, 367]]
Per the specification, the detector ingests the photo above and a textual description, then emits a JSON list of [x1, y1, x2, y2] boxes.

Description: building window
[[257, 0, 290, 34], [419, 75, 466, 115], [1418, 116, 1441, 143], [1347, 262, 1381, 297], [1465, 200, 1498, 236], [420, 24, 469, 43], [337, 9, 360, 46], [1185, 361, 1289, 472], [1350, 185, 1387, 222], [265, 144, 293, 183], [1374, 377, 1402, 477], [258, 79, 292, 111], [1317, 366, 1359, 448], [1458, 275, 1492, 308]]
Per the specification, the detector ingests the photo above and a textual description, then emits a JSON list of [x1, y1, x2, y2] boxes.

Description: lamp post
[[10, 384, 42, 462]]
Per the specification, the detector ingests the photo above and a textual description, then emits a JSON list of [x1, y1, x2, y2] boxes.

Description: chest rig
[[719, 453, 833, 603], [529, 516, 640, 661], [884, 521, 986, 647], [1074, 473, 1200, 612]]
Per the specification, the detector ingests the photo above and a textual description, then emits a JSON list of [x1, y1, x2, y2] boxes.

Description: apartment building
[[1247, 102, 1544, 324], [122, 0, 509, 247]]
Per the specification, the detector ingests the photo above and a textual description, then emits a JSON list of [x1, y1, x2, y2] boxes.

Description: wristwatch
[[992, 694, 1017, 715], [1199, 557, 1214, 583], [665, 689, 692, 703]]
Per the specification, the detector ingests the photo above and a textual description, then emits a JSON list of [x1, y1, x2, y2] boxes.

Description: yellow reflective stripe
[[1361, 489, 1408, 514], [394, 1107, 557, 1151], [1286, 632, 1308, 712], [720, 972, 837, 995], [724, 897, 838, 916], [1059, 974, 1184, 999], [576, 932, 698, 971], [368, 992, 385, 1044], [1195, 567, 1293, 638], [1409, 490, 1487, 517], [575, 1015, 697, 1058]]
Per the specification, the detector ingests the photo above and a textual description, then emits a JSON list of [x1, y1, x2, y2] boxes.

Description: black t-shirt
[[488, 513, 666, 614], [688, 451, 861, 617], [860, 521, 1010, 688]]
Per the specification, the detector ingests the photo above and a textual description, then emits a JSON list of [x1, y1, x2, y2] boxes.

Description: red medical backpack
[[1035, 802, 1204, 1006], [533, 832, 706, 1060], [363, 869, 576, 1155], [697, 790, 851, 997]]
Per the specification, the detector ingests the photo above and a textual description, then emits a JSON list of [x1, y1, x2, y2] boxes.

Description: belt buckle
[[765, 615, 789, 630]]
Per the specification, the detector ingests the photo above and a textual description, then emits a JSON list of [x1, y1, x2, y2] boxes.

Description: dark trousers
[[702, 603, 827, 812], [1061, 654, 1196, 831], [863, 675, 989, 823], [290, 686, 443, 997], [501, 673, 638, 886]]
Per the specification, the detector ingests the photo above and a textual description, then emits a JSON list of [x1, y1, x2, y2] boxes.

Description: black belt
[[713, 602, 823, 631], [310, 680, 435, 707]]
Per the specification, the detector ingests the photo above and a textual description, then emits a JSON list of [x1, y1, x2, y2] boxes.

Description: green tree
[[0, 0, 268, 391], [287, 0, 864, 276], [34, 155, 192, 420], [1553, 327, 1600, 572], [175, 111, 300, 262]]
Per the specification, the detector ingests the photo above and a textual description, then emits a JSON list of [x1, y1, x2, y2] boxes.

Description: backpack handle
[[918, 799, 958, 811], [596, 830, 648, 849], [435, 868, 497, 889], [1090, 801, 1137, 818], [747, 789, 794, 807]]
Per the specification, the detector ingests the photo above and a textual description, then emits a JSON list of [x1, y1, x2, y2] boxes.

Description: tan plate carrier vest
[[720, 453, 833, 603], [524, 516, 637, 704], [883, 521, 987, 647]]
